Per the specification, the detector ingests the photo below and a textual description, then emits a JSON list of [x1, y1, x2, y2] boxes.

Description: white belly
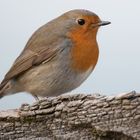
[[18, 58, 93, 97]]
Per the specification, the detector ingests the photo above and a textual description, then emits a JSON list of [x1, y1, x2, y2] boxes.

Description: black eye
[[77, 19, 85, 25]]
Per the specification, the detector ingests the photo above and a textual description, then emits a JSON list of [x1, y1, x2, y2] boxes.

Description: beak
[[98, 21, 111, 26]]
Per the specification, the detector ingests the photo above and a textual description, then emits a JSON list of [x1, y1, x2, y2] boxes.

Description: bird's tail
[[0, 81, 10, 99], [0, 85, 5, 99]]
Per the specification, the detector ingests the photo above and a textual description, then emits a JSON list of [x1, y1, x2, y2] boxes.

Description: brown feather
[[0, 18, 64, 88], [1, 47, 59, 86]]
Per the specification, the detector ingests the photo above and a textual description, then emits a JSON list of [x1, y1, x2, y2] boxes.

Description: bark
[[0, 91, 140, 140]]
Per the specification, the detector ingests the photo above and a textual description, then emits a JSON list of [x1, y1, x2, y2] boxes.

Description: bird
[[0, 9, 110, 100]]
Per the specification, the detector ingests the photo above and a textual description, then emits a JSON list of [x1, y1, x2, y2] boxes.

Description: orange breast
[[68, 28, 99, 72]]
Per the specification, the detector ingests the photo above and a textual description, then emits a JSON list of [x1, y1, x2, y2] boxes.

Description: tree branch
[[0, 91, 140, 140]]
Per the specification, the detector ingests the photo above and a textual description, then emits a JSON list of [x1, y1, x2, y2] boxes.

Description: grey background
[[0, 0, 140, 110]]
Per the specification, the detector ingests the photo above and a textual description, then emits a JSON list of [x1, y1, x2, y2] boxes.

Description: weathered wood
[[0, 91, 140, 140]]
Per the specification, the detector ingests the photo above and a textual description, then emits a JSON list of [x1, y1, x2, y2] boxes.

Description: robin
[[0, 9, 110, 100]]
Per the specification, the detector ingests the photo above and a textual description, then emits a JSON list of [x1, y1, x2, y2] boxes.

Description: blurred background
[[0, 0, 140, 110]]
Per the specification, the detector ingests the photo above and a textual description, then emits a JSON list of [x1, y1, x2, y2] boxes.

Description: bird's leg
[[32, 94, 39, 101]]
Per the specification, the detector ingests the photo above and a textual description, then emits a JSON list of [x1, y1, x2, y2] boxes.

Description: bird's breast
[[68, 29, 99, 72]]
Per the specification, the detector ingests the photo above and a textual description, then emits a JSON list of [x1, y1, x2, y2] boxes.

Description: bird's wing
[[0, 46, 60, 87], [0, 20, 71, 90], [0, 23, 69, 89]]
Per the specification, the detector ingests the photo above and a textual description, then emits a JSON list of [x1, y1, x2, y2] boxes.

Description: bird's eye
[[77, 19, 85, 25]]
